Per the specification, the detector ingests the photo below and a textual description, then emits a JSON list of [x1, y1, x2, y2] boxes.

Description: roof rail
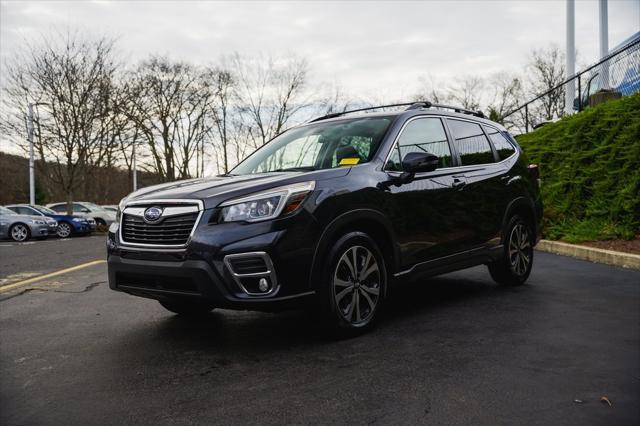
[[409, 101, 485, 118], [309, 101, 485, 122]]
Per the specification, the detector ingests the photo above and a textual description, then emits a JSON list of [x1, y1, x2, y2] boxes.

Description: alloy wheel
[[11, 224, 29, 242], [333, 245, 381, 325], [508, 223, 532, 276], [57, 223, 71, 238]]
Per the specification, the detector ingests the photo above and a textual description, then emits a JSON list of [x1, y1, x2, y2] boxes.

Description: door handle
[[452, 175, 466, 189]]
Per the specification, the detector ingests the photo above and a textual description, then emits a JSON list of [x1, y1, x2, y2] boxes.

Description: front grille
[[121, 212, 198, 245], [228, 256, 269, 275]]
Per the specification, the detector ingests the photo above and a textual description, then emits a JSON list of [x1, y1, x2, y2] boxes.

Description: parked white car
[[46, 201, 116, 226]]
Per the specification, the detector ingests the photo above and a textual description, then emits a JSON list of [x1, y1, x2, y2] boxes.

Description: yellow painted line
[[0, 260, 106, 294]]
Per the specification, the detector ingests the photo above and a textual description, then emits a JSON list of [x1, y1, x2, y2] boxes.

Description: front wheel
[[488, 215, 534, 286], [322, 232, 386, 333], [158, 299, 214, 316], [10, 223, 30, 242], [56, 222, 72, 238]]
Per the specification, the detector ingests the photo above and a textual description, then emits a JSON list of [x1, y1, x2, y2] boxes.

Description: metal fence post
[[577, 75, 582, 112]]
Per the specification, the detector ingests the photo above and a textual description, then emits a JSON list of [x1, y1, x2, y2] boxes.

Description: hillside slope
[[516, 93, 640, 242]]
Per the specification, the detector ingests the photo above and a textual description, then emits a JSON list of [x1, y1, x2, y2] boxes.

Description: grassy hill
[[516, 93, 640, 243]]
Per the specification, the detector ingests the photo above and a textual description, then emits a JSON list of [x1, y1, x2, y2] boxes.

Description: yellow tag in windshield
[[339, 158, 360, 166]]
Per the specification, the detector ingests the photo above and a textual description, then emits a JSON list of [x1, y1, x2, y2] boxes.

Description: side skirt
[[393, 245, 503, 281]]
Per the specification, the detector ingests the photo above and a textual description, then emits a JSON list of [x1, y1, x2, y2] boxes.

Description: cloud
[[1, 0, 638, 100]]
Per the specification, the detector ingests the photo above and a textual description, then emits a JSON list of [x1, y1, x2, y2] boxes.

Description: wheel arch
[[309, 209, 399, 294], [502, 197, 538, 245]]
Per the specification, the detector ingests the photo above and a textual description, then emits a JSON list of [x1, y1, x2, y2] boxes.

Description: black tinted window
[[484, 126, 516, 160], [51, 205, 66, 212], [447, 119, 495, 165], [386, 118, 452, 171]]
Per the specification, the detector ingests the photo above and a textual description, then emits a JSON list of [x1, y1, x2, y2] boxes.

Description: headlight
[[219, 181, 315, 223], [117, 198, 128, 221], [29, 220, 45, 225]]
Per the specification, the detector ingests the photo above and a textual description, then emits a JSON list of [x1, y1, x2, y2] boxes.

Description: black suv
[[107, 102, 542, 332]]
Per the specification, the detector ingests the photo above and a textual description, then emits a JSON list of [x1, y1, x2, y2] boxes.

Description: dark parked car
[[6, 204, 93, 238], [107, 102, 542, 332]]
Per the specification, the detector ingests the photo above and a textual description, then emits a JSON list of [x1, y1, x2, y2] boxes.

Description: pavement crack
[[0, 281, 105, 302], [48, 281, 104, 294]]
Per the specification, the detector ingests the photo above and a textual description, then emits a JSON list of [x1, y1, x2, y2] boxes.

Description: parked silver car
[[0, 206, 55, 242]]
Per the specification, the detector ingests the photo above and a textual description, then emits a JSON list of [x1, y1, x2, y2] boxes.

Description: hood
[[123, 168, 350, 209]]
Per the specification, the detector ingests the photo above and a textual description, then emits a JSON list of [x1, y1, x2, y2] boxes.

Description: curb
[[536, 240, 640, 271]]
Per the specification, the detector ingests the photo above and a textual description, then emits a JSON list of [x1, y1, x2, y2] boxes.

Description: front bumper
[[31, 223, 49, 237], [108, 254, 315, 311], [107, 207, 321, 311]]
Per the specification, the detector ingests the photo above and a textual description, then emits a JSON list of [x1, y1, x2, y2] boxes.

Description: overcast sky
[[1, 0, 639, 100]]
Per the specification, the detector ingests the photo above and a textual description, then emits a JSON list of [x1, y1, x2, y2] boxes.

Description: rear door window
[[484, 126, 516, 160], [447, 119, 495, 166], [386, 117, 452, 171]]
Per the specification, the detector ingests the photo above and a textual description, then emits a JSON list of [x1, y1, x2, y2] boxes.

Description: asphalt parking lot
[[0, 237, 638, 425]]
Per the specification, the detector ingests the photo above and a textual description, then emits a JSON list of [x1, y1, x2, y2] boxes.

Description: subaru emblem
[[143, 206, 163, 222]]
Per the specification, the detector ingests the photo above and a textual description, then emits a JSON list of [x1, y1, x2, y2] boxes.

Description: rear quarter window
[[446, 119, 495, 166], [484, 126, 516, 160]]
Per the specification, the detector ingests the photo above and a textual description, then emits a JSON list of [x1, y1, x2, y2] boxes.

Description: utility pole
[[132, 142, 138, 191], [27, 104, 35, 205], [565, 0, 575, 115], [599, 0, 609, 88]]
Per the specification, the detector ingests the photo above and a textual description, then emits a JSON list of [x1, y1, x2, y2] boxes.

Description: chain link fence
[[502, 35, 640, 134]]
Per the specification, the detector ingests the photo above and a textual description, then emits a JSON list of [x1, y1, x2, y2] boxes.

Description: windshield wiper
[[271, 166, 317, 172]]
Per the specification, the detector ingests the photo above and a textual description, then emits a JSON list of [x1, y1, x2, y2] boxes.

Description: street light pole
[[599, 0, 609, 88], [565, 0, 575, 115], [27, 103, 35, 205]]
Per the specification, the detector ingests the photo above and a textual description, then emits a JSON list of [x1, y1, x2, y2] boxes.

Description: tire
[[56, 222, 73, 238], [10, 223, 30, 242], [95, 218, 106, 226], [488, 215, 534, 286], [321, 231, 387, 334], [158, 299, 215, 316]]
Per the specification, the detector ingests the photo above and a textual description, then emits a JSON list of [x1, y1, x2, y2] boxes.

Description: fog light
[[258, 278, 269, 292]]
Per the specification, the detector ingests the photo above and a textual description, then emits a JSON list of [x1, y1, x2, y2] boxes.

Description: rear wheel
[[322, 232, 386, 333], [158, 299, 214, 316], [488, 215, 534, 286], [56, 222, 72, 238], [10, 224, 30, 242]]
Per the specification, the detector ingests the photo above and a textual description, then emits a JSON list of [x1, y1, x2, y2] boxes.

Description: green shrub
[[516, 93, 640, 242]]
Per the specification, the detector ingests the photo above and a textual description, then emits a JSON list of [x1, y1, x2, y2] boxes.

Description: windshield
[[231, 116, 395, 175], [34, 205, 57, 215], [0, 206, 17, 215]]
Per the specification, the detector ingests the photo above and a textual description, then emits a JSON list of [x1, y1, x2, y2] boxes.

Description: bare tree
[[486, 72, 524, 129], [125, 57, 212, 181], [231, 53, 310, 147], [1, 31, 118, 213], [447, 75, 484, 111], [527, 44, 566, 124], [413, 74, 448, 103]]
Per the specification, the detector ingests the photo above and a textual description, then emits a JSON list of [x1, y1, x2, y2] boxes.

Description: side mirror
[[402, 152, 439, 173], [81, 208, 90, 213]]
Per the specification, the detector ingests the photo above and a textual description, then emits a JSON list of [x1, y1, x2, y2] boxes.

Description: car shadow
[[111, 267, 527, 358]]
